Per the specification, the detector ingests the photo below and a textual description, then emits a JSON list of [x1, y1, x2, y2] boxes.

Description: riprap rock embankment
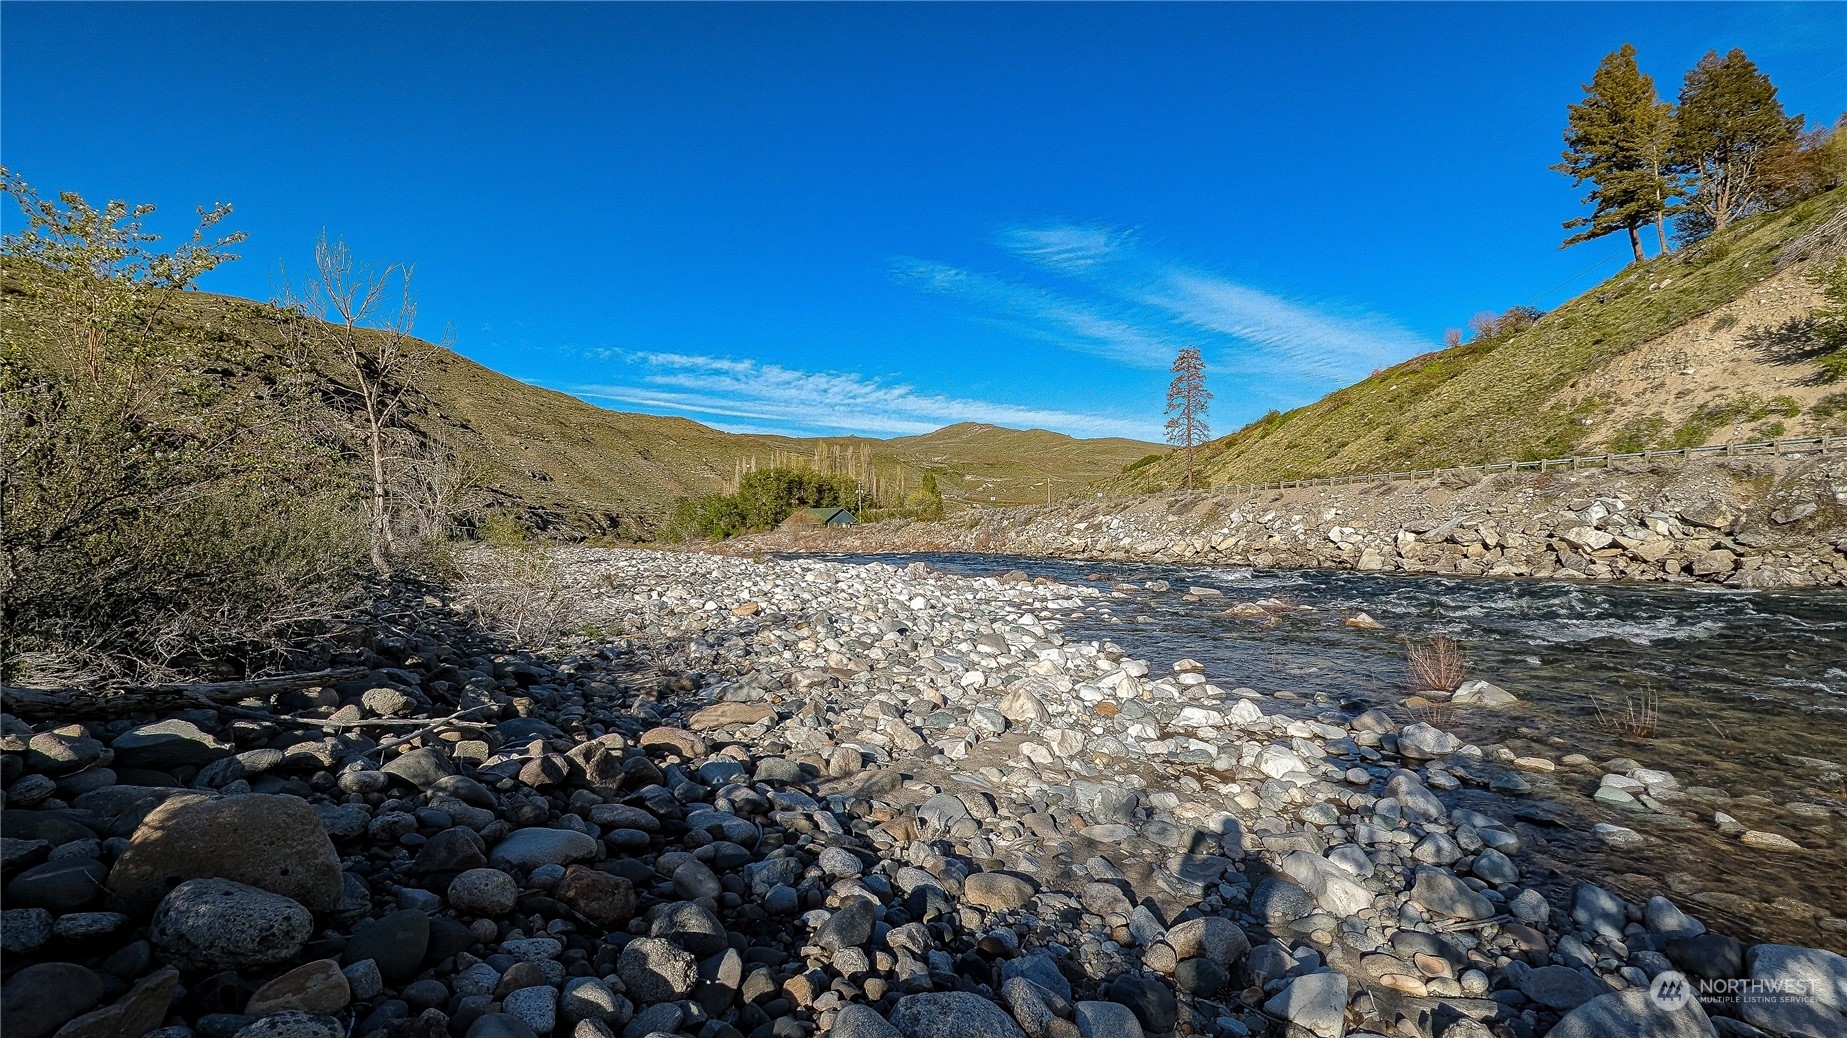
[[750, 456, 1847, 588]]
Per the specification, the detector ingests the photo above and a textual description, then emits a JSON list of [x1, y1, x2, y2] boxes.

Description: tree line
[[1557, 45, 1845, 262]]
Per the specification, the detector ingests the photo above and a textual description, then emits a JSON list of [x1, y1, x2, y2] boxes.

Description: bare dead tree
[[278, 234, 445, 575], [1164, 346, 1212, 490]]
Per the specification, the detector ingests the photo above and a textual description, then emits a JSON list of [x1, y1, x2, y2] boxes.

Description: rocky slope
[[4, 549, 1844, 1038], [748, 453, 1847, 588]]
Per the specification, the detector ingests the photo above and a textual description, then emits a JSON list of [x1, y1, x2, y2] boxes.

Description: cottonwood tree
[[1672, 49, 1800, 237], [1555, 44, 1679, 262], [1164, 346, 1212, 491], [1756, 114, 1847, 213], [277, 234, 444, 575]]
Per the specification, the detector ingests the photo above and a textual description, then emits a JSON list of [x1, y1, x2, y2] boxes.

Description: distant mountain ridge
[[1, 264, 1162, 536]]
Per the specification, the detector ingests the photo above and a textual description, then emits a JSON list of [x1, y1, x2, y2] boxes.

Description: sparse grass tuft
[[1591, 688, 1660, 740]]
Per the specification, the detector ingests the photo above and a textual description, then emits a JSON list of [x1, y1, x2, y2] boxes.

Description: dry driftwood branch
[[198, 696, 493, 735], [360, 705, 499, 761], [0, 667, 372, 719]]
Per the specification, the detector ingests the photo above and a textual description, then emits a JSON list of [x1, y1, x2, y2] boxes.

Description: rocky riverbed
[[4, 547, 1845, 1038], [745, 455, 1847, 589]]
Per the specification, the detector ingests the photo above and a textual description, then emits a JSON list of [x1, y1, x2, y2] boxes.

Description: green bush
[[1, 173, 368, 681], [477, 510, 534, 547], [664, 466, 860, 541]]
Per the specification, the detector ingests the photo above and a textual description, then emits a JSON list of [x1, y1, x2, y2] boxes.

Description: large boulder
[[1450, 680, 1517, 707], [1164, 916, 1250, 969], [1279, 851, 1375, 918], [378, 747, 454, 790], [1410, 868, 1493, 921], [245, 959, 351, 1017], [1396, 723, 1459, 759], [45, 966, 177, 1038], [109, 793, 341, 914], [1263, 972, 1349, 1038], [341, 909, 430, 983], [616, 937, 698, 1004], [2, 962, 104, 1038], [1547, 988, 1715, 1038], [1072, 1001, 1141, 1038], [832, 1005, 903, 1038], [962, 872, 1037, 912], [110, 720, 231, 770], [1383, 770, 1447, 823], [1741, 944, 1847, 1037], [685, 703, 775, 731], [888, 992, 1028, 1038], [149, 879, 313, 971], [996, 684, 1052, 724]]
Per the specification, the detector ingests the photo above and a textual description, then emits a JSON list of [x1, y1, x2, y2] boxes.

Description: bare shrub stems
[[1404, 634, 1468, 691]]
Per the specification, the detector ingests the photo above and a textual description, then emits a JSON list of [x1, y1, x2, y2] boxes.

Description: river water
[[814, 551, 1847, 951]]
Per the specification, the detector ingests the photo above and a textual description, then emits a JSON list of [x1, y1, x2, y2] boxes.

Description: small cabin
[[782, 506, 857, 528]]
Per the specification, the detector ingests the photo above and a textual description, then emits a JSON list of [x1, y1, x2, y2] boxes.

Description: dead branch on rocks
[[0, 667, 371, 719], [360, 705, 500, 761]]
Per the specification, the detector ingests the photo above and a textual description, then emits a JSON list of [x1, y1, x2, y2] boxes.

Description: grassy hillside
[[1, 263, 1158, 534], [893, 422, 1160, 505], [1112, 187, 1847, 493]]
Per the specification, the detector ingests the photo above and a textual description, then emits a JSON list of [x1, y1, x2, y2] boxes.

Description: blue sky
[[4, 3, 1843, 442]]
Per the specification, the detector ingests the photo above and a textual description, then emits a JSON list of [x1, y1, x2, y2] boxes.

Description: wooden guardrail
[[1219, 435, 1847, 495]]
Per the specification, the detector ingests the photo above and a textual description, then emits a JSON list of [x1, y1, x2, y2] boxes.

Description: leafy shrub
[[2, 172, 368, 681], [477, 510, 534, 547], [664, 466, 859, 540]]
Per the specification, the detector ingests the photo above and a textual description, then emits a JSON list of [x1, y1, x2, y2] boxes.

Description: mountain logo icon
[[1649, 970, 1693, 1011]]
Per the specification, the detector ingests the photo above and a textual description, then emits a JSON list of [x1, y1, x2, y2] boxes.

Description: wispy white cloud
[[993, 223, 1136, 274], [925, 221, 1432, 389], [892, 259, 1175, 368], [1141, 274, 1419, 381], [556, 349, 1156, 440]]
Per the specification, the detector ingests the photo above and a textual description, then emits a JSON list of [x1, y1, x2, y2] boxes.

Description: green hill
[[892, 422, 1160, 505], [1112, 187, 1847, 494], [1, 263, 1159, 535]]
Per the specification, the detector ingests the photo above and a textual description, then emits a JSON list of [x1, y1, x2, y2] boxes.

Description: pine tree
[[1672, 48, 1800, 237], [1554, 44, 1679, 262], [1164, 346, 1211, 491]]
